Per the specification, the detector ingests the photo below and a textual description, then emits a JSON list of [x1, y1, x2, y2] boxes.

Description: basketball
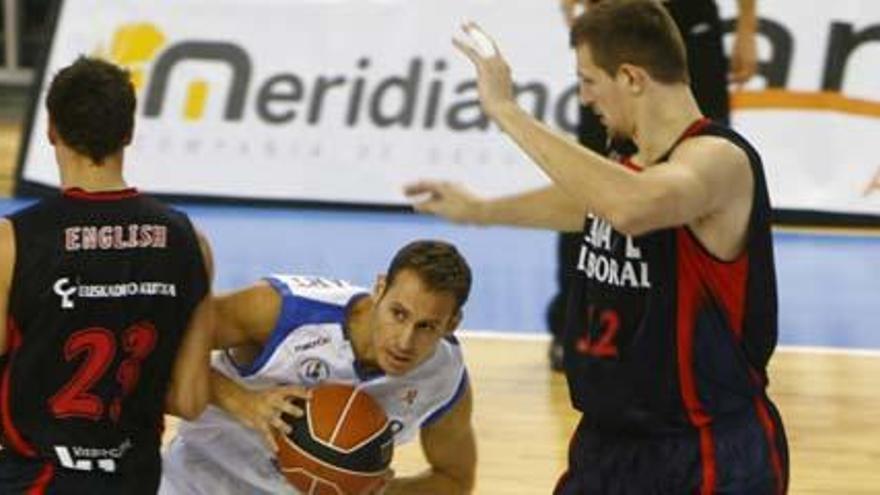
[[274, 383, 395, 495]]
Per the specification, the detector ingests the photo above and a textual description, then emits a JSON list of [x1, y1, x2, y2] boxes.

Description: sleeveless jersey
[[0, 188, 209, 477], [563, 120, 779, 434], [161, 275, 468, 495]]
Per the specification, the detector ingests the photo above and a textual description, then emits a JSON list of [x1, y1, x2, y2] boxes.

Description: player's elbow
[[166, 384, 208, 421], [437, 467, 475, 495], [443, 452, 477, 493]]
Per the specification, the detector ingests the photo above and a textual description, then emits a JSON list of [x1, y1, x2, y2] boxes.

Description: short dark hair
[[46, 56, 136, 163], [385, 240, 472, 310], [570, 0, 688, 84]]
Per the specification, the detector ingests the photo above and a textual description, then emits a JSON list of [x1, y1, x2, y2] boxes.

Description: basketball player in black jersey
[[547, 0, 757, 371], [0, 57, 215, 494], [406, 0, 788, 492]]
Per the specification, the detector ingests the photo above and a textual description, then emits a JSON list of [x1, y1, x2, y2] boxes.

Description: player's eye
[[416, 322, 440, 334], [391, 307, 407, 322]]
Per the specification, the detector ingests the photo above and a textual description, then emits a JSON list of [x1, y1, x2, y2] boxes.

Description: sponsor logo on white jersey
[[297, 357, 330, 385]]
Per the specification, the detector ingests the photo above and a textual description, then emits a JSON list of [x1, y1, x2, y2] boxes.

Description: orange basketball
[[274, 383, 394, 495]]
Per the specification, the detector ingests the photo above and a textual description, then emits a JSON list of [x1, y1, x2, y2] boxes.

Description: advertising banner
[[18, 0, 880, 218]]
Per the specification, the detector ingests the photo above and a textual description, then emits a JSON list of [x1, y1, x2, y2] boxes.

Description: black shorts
[[554, 402, 789, 494], [0, 450, 160, 495]]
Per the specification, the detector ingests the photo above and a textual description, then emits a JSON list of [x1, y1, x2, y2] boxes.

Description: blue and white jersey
[[160, 275, 468, 495]]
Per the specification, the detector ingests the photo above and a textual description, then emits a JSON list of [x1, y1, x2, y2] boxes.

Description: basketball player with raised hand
[[0, 57, 215, 493], [161, 240, 476, 495], [547, 0, 758, 372], [406, 1, 787, 492]]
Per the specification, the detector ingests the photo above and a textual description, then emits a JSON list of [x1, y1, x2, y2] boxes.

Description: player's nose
[[397, 325, 417, 351]]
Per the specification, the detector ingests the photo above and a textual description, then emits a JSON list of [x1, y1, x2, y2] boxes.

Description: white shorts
[[160, 434, 297, 495]]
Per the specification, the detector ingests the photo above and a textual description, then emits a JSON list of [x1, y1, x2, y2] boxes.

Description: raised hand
[[452, 21, 516, 121], [559, 0, 591, 27], [729, 27, 758, 85]]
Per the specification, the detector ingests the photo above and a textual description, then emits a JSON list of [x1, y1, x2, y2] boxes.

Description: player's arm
[[730, 0, 758, 84], [386, 382, 476, 495], [165, 231, 215, 420], [0, 219, 15, 357], [213, 282, 281, 348], [404, 182, 586, 232], [209, 368, 308, 452], [495, 107, 753, 239], [454, 26, 752, 239], [209, 282, 311, 450], [628, 137, 754, 244]]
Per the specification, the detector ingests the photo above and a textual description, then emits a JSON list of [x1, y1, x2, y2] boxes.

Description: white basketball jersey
[[160, 275, 468, 495]]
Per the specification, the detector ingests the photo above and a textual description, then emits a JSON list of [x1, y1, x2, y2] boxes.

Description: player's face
[[370, 269, 460, 376], [576, 44, 634, 140]]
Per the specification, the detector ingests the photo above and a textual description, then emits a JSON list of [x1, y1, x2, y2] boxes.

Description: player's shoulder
[[438, 335, 465, 362], [6, 196, 62, 223], [413, 334, 467, 381], [263, 275, 369, 330], [679, 122, 758, 161], [137, 194, 198, 228], [265, 275, 367, 306], [672, 132, 752, 174]]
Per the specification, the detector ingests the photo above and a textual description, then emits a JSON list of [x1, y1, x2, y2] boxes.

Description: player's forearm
[[479, 185, 586, 231], [491, 102, 648, 233], [166, 297, 214, 420], [209, 368, 248, 415], [385, 468, 473, 495], [736, 0, 757, 32]]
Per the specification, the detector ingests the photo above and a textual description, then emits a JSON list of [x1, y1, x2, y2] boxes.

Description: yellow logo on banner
[[102, 23, 212, 121], [108, 23, 165, 91]]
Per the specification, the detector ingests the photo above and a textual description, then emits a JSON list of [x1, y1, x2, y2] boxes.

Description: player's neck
[[58, 149, 129, 192], [346, 295, 378, 366], [632, 87, 703, 165]]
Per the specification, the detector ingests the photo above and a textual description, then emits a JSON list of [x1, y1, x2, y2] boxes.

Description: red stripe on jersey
[[675, 232, 717, 494], [619, 117, 711, 171], [752, 396, 786, 495], [676, 226, 753, 493], [63, 187, 140, 201], [1, 318, 38, 457], [679, 228, 749, 339], [621, 157, 643, 172], [682, 118, 712, 140], [26, 463, 54, 495]]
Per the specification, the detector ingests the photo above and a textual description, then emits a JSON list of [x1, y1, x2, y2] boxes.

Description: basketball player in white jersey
[[160, 240, 476, 494]]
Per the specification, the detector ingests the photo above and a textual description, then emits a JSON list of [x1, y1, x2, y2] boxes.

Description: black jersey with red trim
[[562, 119, 779, 433], [0, 189, 208, 476]]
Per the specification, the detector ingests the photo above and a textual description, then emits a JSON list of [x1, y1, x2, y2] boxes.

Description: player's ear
[[123, 119, 135, 146], [48, 118, 58, 145], [446, 310, 463, 334], [617, 63, 645, 94]]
